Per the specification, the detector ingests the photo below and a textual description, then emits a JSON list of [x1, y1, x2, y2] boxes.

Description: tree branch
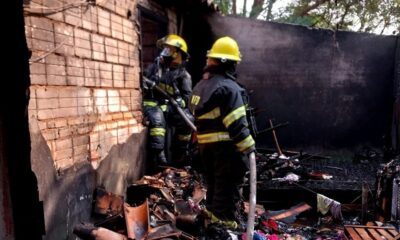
[[242, 0, 247, 16], [380, 19, 390, 35], [338, 2, 352, 29], [249, 0, 265, 18], [299, 0, 330, 17], [265, 0, 276, 20]]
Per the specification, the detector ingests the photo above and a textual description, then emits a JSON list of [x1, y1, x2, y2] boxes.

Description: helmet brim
[[206, 52, 241, 62]]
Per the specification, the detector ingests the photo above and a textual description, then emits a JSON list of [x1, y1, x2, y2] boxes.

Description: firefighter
[[189, 36, 256, 228], [143, 34, 193, 170]]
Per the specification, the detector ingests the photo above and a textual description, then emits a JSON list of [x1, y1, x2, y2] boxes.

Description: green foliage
[[214, 0, 232, 15], [276, 0, 400, 35], [215, 0, 399, 35]]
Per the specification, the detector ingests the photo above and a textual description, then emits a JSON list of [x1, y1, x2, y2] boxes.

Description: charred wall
[[182, 12, 215, 84], [392, 38, 400, 153], [1, 1, 44, 239], [205, 15, 398, 151]]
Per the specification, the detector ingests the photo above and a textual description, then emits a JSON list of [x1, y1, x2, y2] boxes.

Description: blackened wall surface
[[392, 38, 400, 152], [183, 12, 214, 84], [2, 1, 44, 239], [207, 15, 397, 150]]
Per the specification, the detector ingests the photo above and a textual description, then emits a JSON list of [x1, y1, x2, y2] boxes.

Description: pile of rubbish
[[72, 142, 400, 240], [255, 150, 333, 183], [73, 165, 352, 240]]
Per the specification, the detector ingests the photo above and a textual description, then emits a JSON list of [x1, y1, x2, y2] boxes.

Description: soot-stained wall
[[206, 15, 398, 150]]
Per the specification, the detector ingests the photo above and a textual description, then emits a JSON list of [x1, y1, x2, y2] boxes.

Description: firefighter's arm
[[177, 71, 192, 108], [219, 86, 256, 154], [143, 60, 161, 89]]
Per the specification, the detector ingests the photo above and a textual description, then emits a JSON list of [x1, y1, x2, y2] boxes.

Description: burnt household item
[[147, 223, 182, 240], [124, 201, 149, 239], [126, 184, 157, 206], [176, 214, 204, 236], [93, 187, 124, 216], [264, 202, 312, 224], [94, 187, 111, 215], [94, 214, 126, 234], [344, 224, 399, 240], [375, 159, 400, 221]]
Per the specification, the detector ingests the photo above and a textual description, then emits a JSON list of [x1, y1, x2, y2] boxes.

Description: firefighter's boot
[[155, 149, 167, 165]]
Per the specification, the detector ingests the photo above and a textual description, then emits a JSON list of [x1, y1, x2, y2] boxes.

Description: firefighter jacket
[[189, 71, 255, 154], [144, 58, 192, 108]]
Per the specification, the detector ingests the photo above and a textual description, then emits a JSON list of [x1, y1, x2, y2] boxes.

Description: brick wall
[[25, 0, 143, 172], [23, 1, 178, 238]]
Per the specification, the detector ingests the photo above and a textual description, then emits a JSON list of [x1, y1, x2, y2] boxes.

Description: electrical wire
[[29, 24, 79, 63], [29, 40, 67, 63], [25, 0, 95, 63], [26, 0, 116, 63], [24, 1, 91, 15]]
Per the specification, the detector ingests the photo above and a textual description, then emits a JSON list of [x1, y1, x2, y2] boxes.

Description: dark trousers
[[168, 108, 194, 165], [144, 105, 166, 150], [199, 142, 248, 221], [144, 105, 193, 164]]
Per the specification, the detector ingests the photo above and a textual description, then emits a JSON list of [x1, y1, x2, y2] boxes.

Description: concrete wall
[[206, 15, 398, 151], [23, 0, 177, 239]]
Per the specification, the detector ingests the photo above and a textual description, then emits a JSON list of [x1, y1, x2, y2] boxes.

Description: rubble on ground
[[73, 152, 400, 239]]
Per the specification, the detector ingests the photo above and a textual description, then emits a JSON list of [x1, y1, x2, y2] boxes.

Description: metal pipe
[[255, 121, 289, 136], [246, 151, 257, 240]]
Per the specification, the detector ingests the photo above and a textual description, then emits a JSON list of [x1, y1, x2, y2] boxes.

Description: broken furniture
[[344, 224, 400, 240]]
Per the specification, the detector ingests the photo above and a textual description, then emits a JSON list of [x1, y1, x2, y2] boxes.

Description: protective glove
[[143, 75, 159, 90], [175, 96, 185, 108], [143, 80, 154, 90], [150, 75, 160, 85]]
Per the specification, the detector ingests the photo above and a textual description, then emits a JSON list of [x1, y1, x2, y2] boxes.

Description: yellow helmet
[[157, 34, 188, 55], [207, 36, 241, 62]]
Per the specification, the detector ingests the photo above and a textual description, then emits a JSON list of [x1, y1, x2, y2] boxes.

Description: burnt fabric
[[317, 194, 343, 220]]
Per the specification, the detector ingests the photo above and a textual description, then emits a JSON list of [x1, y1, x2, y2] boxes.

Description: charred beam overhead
[[138, 5, 168, 24]]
